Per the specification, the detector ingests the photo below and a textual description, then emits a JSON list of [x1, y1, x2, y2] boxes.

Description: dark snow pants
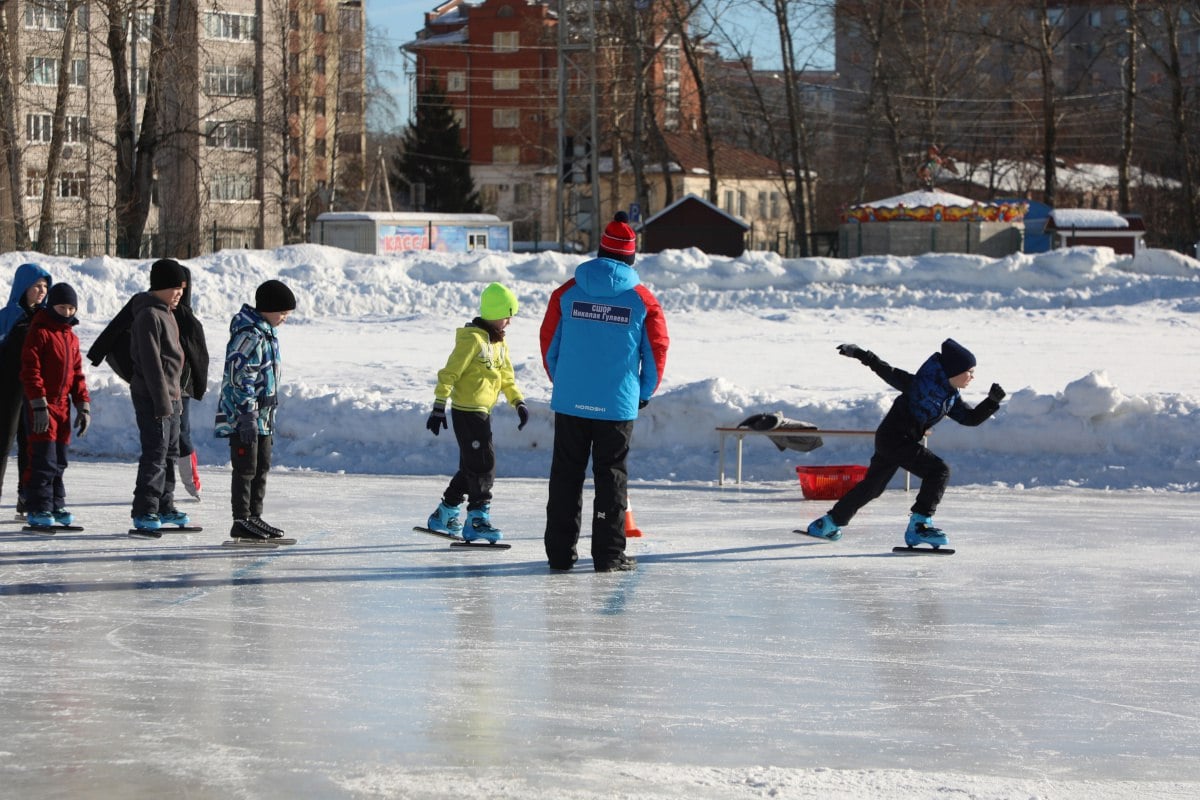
[[229, 433, 273, 520], [443, 409, 495, 511], [544, 413, 634, 571], [131, 393, 181, 518], [828, 427, 949, 526]]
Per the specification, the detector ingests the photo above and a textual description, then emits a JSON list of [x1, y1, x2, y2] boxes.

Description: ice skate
[[249, 517, 286, 538], [52, 508, 74, 526], [904, 513, 948, 548], [463, 505, 502, 543], [27, 510, 55, 528], [426, 502, 463, 535], [800, 514, 842, 541], [159, 509, 191, 527]]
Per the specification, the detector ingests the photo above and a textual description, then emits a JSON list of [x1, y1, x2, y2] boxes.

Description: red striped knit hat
[[599, 211, 637, 264]]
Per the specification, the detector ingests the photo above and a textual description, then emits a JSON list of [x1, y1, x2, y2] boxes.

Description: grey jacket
[[129, 291, 184, 417]]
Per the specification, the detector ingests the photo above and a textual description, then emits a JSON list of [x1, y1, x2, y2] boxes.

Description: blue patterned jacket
[[214, 305, 282, 438]]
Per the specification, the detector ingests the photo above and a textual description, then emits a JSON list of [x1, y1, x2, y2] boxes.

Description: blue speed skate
[[904, 513, 948, 548], [159, 509, 191, 527], [52, 508, 74, 526], [801, 514, 842, 541], [463, 505, 503, 543], [27, 510, 55, 528], [426, 502, 463, 536]]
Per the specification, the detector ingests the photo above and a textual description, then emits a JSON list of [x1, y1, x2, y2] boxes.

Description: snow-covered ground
[[1, 243, 1199, 798]]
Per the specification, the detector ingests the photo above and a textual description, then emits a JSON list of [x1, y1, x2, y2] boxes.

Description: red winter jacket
[[20, 309, 90, 443]]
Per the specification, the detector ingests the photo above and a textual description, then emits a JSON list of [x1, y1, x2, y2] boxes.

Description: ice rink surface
[[2, 462, 1198, 799]]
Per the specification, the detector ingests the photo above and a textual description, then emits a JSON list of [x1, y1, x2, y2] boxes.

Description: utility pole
[[556, 0, 601, 252]]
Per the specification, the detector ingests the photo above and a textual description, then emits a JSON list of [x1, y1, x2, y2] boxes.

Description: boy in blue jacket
[[804, 339, 1005, 550]]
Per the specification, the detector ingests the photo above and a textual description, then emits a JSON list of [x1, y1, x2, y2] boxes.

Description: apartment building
[[2, 0, 365, 257]]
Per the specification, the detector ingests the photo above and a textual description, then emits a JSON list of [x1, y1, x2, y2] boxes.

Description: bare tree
[[0, 0, 31, 249]]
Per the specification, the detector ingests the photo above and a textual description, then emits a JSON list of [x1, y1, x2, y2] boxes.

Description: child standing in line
[[0, 262, 52, 515], [19, 283, 91, 529], [803, 338, 1005, 550], [214, 280, 296, 542], [425, 282, 528, 543]]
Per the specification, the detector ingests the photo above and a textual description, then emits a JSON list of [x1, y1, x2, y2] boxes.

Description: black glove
[[74, 400, 91, 437], [236, 410, 258, 445], [516, 402, 529, 431], [837, 344, 874, 364], [426, 401, 447, 436], [988, 383, 1006, 403], [31, 397, 49, 434], [638, 398, 649, 409]]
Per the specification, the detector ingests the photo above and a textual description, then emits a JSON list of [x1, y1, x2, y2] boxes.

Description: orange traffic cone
[[624, 498, 644, 538]]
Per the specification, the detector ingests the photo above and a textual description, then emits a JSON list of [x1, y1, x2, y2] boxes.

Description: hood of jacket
[[1, 263, 54, 339], [573, 256, 641, 299], [230, 303, 273, 337]]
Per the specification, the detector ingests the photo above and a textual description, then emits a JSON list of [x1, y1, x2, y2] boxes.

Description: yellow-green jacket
[[435, 320, 523, 413]]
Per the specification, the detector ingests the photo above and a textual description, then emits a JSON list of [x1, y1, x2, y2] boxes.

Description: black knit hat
[[47, 282, 78, 308], [149, 258, 187, 290], [940, 338, 977, 377], [255, 279, 297, 312]]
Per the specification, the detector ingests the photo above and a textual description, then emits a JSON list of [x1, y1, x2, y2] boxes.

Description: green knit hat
[[480, 282, 518, 320]]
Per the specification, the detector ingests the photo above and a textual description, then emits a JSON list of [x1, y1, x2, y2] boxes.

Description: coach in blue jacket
[[539, 211, 670, 572]]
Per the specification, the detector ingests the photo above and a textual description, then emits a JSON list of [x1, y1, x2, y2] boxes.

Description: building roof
[[659, 133, 785, 179], [1046, 210, 1146, 233], [641, 193, 750, 229]]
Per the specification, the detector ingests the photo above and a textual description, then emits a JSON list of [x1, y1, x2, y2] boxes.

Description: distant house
[[639, 194, 750, 257], [839, 189, 1027, 258], [1045, 210, 1146, 255]]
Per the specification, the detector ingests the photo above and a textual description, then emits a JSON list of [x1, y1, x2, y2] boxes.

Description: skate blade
[[159, 526, 204, 533], [413, 525, 464, 542], [892, 546, 955, 555], [222, 538, 280, 549], [451, 540, 512, 550]]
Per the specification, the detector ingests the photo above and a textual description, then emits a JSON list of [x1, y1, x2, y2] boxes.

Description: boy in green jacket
[[424, 283, 528, 542]]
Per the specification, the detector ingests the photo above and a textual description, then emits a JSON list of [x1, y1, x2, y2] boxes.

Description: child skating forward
[[425, 282, 528, 543], [804, 338, 1005, 549], [19, 283, 90, 529]]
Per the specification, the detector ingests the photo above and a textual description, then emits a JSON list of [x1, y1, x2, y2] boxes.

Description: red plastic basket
[[796, 465, 868, 500]]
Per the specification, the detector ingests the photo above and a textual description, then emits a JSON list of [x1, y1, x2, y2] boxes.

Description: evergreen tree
[[392, 82, 481, 213]]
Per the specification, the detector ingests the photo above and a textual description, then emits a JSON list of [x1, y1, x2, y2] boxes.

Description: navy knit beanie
[[940, 338, 977, 377], [47, 282, 78, 308], [149, 258, 187, 290]]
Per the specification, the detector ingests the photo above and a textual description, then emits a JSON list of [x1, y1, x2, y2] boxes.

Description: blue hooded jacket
[[0, 263, 53, 344]]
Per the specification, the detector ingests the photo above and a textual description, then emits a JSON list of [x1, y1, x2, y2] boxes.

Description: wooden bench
[[715, 426, 925, 490]]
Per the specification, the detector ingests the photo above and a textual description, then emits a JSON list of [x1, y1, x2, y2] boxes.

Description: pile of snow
[[3, 243, 1198, 491]]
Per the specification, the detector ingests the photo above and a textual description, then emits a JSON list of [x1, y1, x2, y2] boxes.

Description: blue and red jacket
[[540, 256, 669, 422]]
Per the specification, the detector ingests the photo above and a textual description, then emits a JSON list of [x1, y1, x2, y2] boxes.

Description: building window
[[211, 174, 254, 201], [340, 52, 362, 74], [315, 55, 326, 74], [451, 108, 466, 128], [26, 114, 53, 143], [1088, 9, 1102, 27], [288, 180, 300, 198], [204, 12, 257, 41], [493, 31, 518, 52], [338, 134, 362, 154], [770, 192, 781, 219], [514, 183, 532, 205], [205, 65, 256, 96], [737, 191, 747, 218], [26, 57, 58, 86], [314, 13, 326, 33], [136, 67, 149, 95], [447, 71, 467, 92], [205, 120, 255, 150], [340, 92, 361, 113], [315, 96, 326, 115], [70, 59, 86, 86], [493, 108, 519, 128], [289, 11, 300, 30], [757, 191, 767, 219], [493, 145, 519, 164], [493, 69, 519, 91], [723, 190, 734, 213], [57, 171, 85, 198], [315, 138, 327, 157], [25, 169, 44, 198], [338, 6, 361, 31], [25, 0, 67, 31], [288, 53, 300, 73], [52, 227, 88, 256]]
